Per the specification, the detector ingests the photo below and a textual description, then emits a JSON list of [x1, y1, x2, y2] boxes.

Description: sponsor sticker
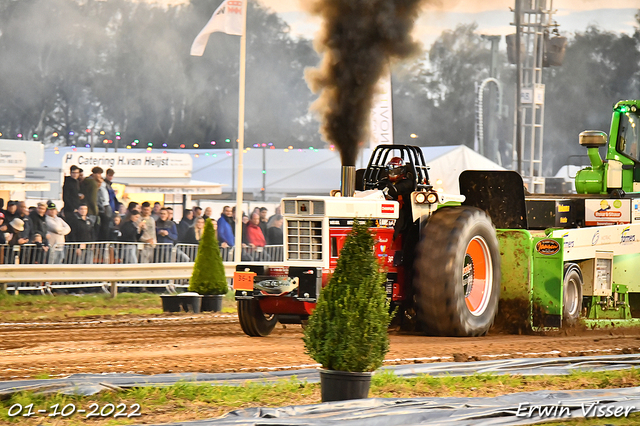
[[585, 199, 630, 226], [621, 226, 637, 244], [381, 204, 395, 214], [376, 219, 396, 227], [536, 239, 560, 255], [561, 232, 574, 248]]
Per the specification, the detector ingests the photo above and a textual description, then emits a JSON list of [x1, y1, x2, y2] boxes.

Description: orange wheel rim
[[463, 237, 492, 316]]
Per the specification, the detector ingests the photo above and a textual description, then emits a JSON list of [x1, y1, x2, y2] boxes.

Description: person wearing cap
[[26, 202, 49, 264], [3, 201, 18, 226], [15, 201, 31, 245], [29, 202, 49, 244], [45, 202, 71, 264], [7, 218, 27, 247]]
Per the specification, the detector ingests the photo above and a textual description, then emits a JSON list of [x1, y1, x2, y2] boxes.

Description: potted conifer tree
[[303, 220, 394, 402], [188, 218, 228, 312]]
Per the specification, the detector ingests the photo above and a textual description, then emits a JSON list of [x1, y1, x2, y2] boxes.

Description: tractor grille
[[312, 201, 325, 215], [283, 200, 296, 214], [287, 220, 323, 260], [282, 200, 325, 215]]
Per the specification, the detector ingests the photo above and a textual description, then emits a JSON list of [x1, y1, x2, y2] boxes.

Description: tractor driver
[[377, 157, 414, 239]]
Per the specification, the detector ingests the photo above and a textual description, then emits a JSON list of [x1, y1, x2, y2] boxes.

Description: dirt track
[[1, 314, 640, 381]]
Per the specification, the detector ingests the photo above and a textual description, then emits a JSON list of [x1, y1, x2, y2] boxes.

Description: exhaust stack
[[340, 166, 356, 197]]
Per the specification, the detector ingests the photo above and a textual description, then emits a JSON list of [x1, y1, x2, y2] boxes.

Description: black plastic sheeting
[[135, 388, 640, 425], [2, 353, 640, 397]]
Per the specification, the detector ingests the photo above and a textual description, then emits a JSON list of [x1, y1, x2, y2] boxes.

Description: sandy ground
[[1, 314, 640, 381]]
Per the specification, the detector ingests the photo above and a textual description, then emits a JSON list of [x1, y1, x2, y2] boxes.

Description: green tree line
[[0, 0, 322, 149], [0, 1, 639, 174]]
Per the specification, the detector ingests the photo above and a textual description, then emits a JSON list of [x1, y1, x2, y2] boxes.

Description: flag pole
[[233, 0, 248, 263]]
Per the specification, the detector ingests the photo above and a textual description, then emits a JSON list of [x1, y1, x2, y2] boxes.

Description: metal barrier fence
[[0, 242, 283, 293]]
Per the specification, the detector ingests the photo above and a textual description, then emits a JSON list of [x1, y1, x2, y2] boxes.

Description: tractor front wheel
[[562, 264, 583, 326], [413, 206, 501, 337], [238, 299, 278, 337]]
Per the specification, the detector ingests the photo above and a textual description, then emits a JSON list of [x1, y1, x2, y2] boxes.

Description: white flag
[[190, 0, 244, 56]]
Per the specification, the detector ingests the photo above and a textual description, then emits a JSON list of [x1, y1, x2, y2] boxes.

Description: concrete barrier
[[0, 263, 237, 297]]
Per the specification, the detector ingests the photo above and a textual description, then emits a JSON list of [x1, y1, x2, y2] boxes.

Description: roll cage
[[362, 145, 431, 191]]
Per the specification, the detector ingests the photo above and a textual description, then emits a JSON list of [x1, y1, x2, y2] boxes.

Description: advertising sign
[[369, 70, 393, 148], [585, 199, 631, 226], [0, 151, 26, 179], [61, 152, 192, 178]]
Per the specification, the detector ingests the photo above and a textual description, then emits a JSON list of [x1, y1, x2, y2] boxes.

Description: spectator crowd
[[0, 165, 284, 264]]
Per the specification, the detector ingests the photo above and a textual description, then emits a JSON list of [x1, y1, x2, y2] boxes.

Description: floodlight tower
[[511, 0, 558, 193]]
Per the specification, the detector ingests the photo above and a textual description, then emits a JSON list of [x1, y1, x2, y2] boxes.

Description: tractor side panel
[[531, 237, 564, 328], [614, 253, 640, 292], [495, 230, 533, 332]]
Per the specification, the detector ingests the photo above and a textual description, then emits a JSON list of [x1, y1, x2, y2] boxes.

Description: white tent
[[188, 144, 504, 198]]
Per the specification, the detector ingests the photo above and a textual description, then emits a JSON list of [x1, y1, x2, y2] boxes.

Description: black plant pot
[[160, 295, 182, 313], [319, 369, 372, 402], [161, 294, 202, 313], [179, 294, 202, 313], [201, 294, 224, 312]]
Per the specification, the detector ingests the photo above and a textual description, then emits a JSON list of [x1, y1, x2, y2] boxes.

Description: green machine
[[576, 100, 640, 195], [500, 99, 640, 329]]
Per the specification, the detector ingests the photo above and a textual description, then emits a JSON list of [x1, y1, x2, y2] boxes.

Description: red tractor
[[234, 144, 502, 337]]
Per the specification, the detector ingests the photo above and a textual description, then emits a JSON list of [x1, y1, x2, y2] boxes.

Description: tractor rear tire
[[562, 264, 583, 327], [413, 206, 501, 337], [237, 300, 278, 337]]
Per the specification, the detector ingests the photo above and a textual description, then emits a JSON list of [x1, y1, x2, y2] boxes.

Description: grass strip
[[1, 369, 640, 425], [0, 291, 237, 322]]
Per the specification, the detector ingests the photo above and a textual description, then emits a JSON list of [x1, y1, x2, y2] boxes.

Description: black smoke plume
[[305, 0, 429, 166]]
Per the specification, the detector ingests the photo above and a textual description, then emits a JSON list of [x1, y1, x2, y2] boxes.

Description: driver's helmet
[[386, 157, 406, 182]]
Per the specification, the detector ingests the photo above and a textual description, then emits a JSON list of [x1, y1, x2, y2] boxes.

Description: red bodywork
[[258, 223, 404, 316]]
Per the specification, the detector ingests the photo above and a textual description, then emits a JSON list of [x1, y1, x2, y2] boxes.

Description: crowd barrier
[[0, 242, 283, 294]]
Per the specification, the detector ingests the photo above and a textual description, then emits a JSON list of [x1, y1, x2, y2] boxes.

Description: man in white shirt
[[138, 202, 156, 263], [45, 202, 71, 264]]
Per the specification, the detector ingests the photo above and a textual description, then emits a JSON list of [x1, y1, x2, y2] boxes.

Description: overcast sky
[[255, 0, 639, 48]]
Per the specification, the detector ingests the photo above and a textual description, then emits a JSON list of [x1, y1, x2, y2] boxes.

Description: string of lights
[[2, 130, 336, 155]]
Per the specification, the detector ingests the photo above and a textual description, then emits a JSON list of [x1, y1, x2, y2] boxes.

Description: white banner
[[369, 70, 394, 149], [0, 151, 26, 179], [62, 152, 192, 178], [190, 0, 244, 56], [128, 186, 220, 195]]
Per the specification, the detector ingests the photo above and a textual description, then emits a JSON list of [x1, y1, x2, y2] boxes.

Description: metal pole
[[262, 145, 266, 201], [233, 0, 248, 264], [488, 36, 500, 163], [515, 0, 523, 175]]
